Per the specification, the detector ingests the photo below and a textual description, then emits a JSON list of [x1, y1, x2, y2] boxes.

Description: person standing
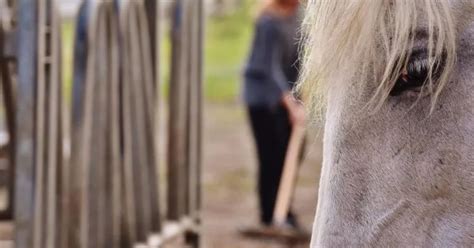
[[243, 0, 304, 230]]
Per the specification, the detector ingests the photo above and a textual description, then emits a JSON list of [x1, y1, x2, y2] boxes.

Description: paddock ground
[[0, 103, 322, 248], [201, 103, 323, 248], [0, 2, 316, 247]]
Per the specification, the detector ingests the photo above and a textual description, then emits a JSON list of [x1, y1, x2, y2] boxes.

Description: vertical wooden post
[[135, 1, 161, 233], [196, 0, 205, 216], [69, 2, 101, 247], [185, 0, 204, 246], [88, 7, 109, 247], [168, 0, 190, 221], [9, 0, 206, 246], [0, 17, 16, 221], [15, 0, 38, 247], [128, 5, 152, 240], [186, 0, 201, 217], [144, 0, 157, 78], [32, 1, 47, 246], [119, 2, 138, 243], [43, 2, 63, 247], [104, 4, 122, 247]]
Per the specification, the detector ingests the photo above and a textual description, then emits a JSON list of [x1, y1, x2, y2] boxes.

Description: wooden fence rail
[[0, 0, 204, 247]]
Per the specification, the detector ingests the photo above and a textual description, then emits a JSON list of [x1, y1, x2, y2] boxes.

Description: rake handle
[[273, 125, 305, 224]]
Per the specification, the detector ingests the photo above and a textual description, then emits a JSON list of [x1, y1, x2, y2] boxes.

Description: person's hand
[[282, 93, 306, 127], [289, 103, 306, 127]]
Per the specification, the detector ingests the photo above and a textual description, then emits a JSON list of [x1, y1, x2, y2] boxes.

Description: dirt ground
[[201, 103, 323, 248], [0, 103, 322, 248]]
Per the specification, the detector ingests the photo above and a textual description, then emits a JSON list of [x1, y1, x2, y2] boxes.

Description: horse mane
[[296, 0, 457, 119]]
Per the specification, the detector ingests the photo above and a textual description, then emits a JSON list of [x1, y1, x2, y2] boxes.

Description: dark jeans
[[248, 104, 293, 225]]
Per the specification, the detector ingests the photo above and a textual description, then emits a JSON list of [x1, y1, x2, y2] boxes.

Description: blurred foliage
[[61, 0, 255, 103], [204, 0, 254, 102], [62, 21, 75, 103], [161, 0, 255, 102]]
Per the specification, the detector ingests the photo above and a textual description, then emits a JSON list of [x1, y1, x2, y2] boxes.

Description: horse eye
[[389, 53, 445, 96], [389, 60, 428, 96], [406, 60, 430, 81]]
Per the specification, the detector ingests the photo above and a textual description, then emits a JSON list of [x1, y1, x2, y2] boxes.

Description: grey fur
[[311, 3, 474, 247]]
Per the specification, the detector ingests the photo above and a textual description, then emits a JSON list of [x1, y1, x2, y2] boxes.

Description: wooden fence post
[[14, 0, 39, 246], [10, 0, 204, 246]]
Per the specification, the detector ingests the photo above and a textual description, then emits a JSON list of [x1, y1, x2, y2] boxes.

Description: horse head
[[298, 0, 474, 246]]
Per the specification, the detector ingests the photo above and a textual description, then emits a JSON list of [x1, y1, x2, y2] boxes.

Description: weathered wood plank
[[0, 19, 16, 221], [135, 1, 161, 233], [44, 3, 62, 247], [10, 0, 204, 246], [186, 0, 201, 217], [103, 4, 122, 247], [120, 2, 152, 242], [69, 2, 100, 247], [119, 3, 138, 244], [196, 0, 205, 216], [184, 2, 204, 246], [88, 6, 109, 247], [168, 0, 191, 221], [33, 1, 48, 247], [14, 0, 39, 247]]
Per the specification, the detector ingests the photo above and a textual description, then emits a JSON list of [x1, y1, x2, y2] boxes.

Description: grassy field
[[204, 2, 254, 102], [61, 21, 75, 102], [61, 3, 255, 103]]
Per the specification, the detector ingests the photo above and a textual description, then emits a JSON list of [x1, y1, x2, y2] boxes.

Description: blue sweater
[[243, 12, 300, 108]]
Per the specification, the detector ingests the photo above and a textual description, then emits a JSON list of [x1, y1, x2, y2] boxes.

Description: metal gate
[[0, 0, 204, 247]]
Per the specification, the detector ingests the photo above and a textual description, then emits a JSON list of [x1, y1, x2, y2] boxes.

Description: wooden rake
[[239, 125, 307, 241], [273, 124, 306, 225]]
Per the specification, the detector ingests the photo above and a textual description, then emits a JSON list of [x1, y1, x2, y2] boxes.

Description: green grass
[[62, 21, 75, 103], [204, 3, 254, 102], [61, 2, 254, 103], [160, 3, 254, 102]]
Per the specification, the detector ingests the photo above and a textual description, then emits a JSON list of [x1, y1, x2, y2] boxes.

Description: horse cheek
[[414, 150, 460, 201]]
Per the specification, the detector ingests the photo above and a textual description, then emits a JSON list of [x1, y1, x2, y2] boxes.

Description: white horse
[[297, 0, 474, 246]]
